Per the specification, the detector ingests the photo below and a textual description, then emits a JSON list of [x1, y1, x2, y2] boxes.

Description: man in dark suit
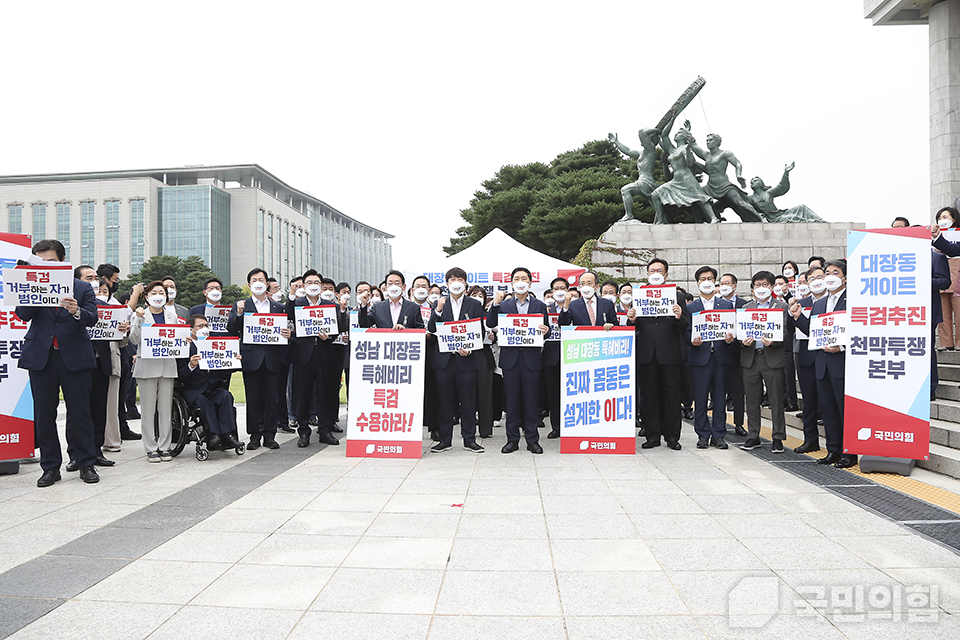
[[177, 315, 242, 450], [790, 265, 829, 453], [286, 271, 348, 447], [559, 271, 618, 329], [427, 267, 485, 453], [486, 267, 550, 454], [358, 270, 424, 330], [627, 258, 687, 450], [719, 273, 749, 437], [683, 266, 736, 449], [543, 277, 569, 439], [16, 240, 101, 486], [227, 267, 291, 450], [738, 271, 790, 454], [791, 260, 854, 468], [161, 276, 190, 321]]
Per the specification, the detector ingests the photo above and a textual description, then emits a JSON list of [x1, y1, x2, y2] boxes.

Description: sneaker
[[771, 439, 784, 454], [696, 438, 709, 449], [103, 445, 122, 453], [463, 441, 484, 453], [712, 438, 729, 450], [740, 438, 762, 450], [160, 450, 173, 462], [147, 450, 162, 463], [430, 442, 452, 453]]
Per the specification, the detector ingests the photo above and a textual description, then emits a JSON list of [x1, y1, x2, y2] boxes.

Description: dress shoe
[[527, 442, 544, 454], [637, 427, 646, 437], [706, 401, 713, 411], [79, 466, 100, 483], [463, 441, 484, 453], [126, 411, 141, 420], [784, 403, 799, 412], [431, 442, 452, 453], [222, 432, 243, 449], [331, 424, 344, 433], [309, 416, 319, 426], [479, 432, 492, 439], [537, 420, 545, 428], [740, 438, 762, 450], [712, 438, 729, 450], [207, 434, 223, 450], [641, 439, 661, 449], [247, 438, 260, 450], [834, 455, 858, 469], [734, 425, 748, 437], [794, 412, 804, 419], [262, 437, 280, 450], [37, 469, 61, 487], [501, 441, 520, 454], [297, 434, 310, 448], [453, 416, 460, 425], [726, 402, 734, 412], [318, 432, 340, 445], [95, 456, 115, 466], [696, 438, 709, 449], [65, 459, 79, 472], [793, 442, 820, 454], [103, 445, 121, 453], [278, 423, 296, 434], [666, 440, 682, 451], [817, 452, 842, 465], [120, 429, 142, 441], [682, 407, 694, 420], [771, 439, 784, 454], [547, 430, 560, 439]]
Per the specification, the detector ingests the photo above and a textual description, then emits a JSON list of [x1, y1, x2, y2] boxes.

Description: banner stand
[[858, 456, 916, 476]]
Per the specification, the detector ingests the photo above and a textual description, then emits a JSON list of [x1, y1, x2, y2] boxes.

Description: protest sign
[[497, 314, 544, 348]]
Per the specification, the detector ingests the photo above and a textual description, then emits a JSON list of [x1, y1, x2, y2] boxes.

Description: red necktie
[[588, 300, 596, 325]]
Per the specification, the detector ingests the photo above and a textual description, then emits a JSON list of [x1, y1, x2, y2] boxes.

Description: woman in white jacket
[[129, 281, 181, 462]]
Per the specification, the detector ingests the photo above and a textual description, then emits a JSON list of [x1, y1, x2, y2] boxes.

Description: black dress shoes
[[79, 466, 100, 484], [120, 429, 142, 441], [793, 442, 820, 454], [331, 424, 344, 433], [262, 437, 280, 450], [817, 452, 842, 465], [666, 440, 682, 451], [65, 459, 79, 472], [222, 433, 243, 449], [318, 433, 340, 445], [95, 456, 115, 466], [734, 426, 748, 437], [278, 423, 296, 434], [37, 469, 61, 487], [784, 403, 799, 412], [547, 430, 560, 439], [641, 439, 661, 449], [501, 441, 520, 454], [696, 438, 709, 449], [527, 442, 543, 454], [247, 438, 261, 450], [682, 407, 694, 420], [834, 455, 858, 469], [637, 427, 646, 437], [297, 434, 310, 448], [207, 434, 223, 450]]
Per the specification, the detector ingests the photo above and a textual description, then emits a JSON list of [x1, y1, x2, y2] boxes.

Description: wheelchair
[[168, 384, 245, 461]]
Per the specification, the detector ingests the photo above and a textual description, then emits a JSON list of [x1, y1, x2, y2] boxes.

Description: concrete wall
[[930, 0, 960, 212]]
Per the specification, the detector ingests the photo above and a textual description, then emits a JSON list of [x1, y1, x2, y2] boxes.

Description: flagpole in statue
[[653, 76, 706, 135]]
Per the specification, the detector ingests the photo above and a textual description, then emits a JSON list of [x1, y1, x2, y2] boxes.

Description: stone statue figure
[[689, 131, 765, 222], [608, 129, 660, 222], [650, 118, 719, 224], [748, 162, 825, 223]]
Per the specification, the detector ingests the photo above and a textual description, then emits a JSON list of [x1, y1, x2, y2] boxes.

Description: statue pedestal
[[593, 221, 866, 288]]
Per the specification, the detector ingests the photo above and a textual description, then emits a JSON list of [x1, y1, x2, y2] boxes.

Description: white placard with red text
[[140, 324, 192, 358], [692, 308, 737, 342], [294, 305, 339, 338], [0, 233, 34, 459], [197, 337, 242, 370], [436, 317, 483, 353], [632, 284, 676, 317], [347, 328, 425, 459], [87, 305, 131, 340], [546, 313, 561, 341], [736, 308, 784, 342], [1, 263, 73, 307], [808, 311, 847, 350], [243, 313, 289, 345], [560, 326, 636, 454], [497, 314, 544, 347], [204, 305, 232, 334], [616, 311, 629, 326]]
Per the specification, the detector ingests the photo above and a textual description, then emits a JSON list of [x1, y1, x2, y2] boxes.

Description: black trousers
[[243, 366, 279, 439], [817, 373, 846, 455], [680, 360, 694, 407], [295, 349, 338, 437], [783, 347, 799, 406], [90, 364, 110, 453], [31, 348, 96, 472], [692, 354, 727, 440], [196, 388, 237, 435], [502, 362, 540, 445], [796, 362, 820, 445], [423, 352, 440, 430], [437, 365, 478, 446], [725, 361, 745, 428], [277, 360, 290, 427], [476, 348, 495, 438], [544, 361, 561, 435], [638, 360, 682, 443]]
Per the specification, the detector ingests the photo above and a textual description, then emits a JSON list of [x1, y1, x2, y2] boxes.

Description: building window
[[57, 203, 71, 260], [284, 221, 290, 285], [81, 201, 96, 265], [267, 213, 274, 275], [7, 205, 22, 234], [258, 209, 265, 268], [32, 203, 46, 238], [105, 201, 120, 265], [130, 199, 144, 271]]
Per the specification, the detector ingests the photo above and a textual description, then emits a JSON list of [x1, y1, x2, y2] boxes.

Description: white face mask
[[250, 282, 267, 296], [96, 295, 108, 302], [773, 285, 784, 296], [602, 294, 617, 303], [207, 289, 222, 302], [471, 296, 484, 303], [939, 218, 952, 229], [824, 274, 843, 292], [553, 290, 566, 302], [271, 291, 284, 302], [783, 269, 796, 278], [448, 281, 466, 295], [753, 287, 772, 301], [427, 293, 440, 304], [196, 327, 210, 340], [340, 294, 351, 305], [305, 284, 322, 298], [699, 281, 716, 295], [647, 272, 665, 286], [166, 288, 177, 301], [320, 290, 336, 301], [718, 284, 733, 297], [148, 295, 166, 308], [512, 281, 528, 294], [386, 285, 403, 299], [580, 285, 595, 299], [809, 279, 827, 294], [295, 288, 306, 298], [619, 293, 632, 305], [89, 281, 99, 292], [798, 284, 810, 297]]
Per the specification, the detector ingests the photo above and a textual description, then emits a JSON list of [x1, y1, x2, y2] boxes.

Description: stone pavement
[[1, 406, 959, 639]]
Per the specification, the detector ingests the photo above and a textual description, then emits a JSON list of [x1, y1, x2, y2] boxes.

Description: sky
[[0, 1, 930, 273]]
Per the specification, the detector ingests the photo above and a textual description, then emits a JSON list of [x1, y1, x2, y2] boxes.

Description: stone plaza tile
[[672, 478, 756, 495], [646, 538, 768, 572], [141, 529, 268, 563], [0, 598, 66, 639], [617, 493, 707, 515], [550, 538, 659, 572], [540, 493, 625, 515], [191, 563, 335, 610], [666, 569, 799, 616], [310, 568, 444, 615], [189, 507, 298, 533], [0, 522, 97, 558], [447, 537, 554, 572], [228, 488, 321, 511], [545, 514, 640, 539], [694, 611, 846, 640], [436, 570, 562, 616], [466, 478, 543, 496], [740, 536, 873, 571], [455, 513, 548, 539], [776, 568, 915, 614], [882, 566, 960, 615], [0, 499, 72, 530], [29, 500, 143, 528], [795, 511, 917, 538], [556, 571, 688, 616], [458, 494, 544, 515], [342, 460, 419, 478], [772, 491, 867, 514], [74, 559, 231, 605], [148, 605, 302, 640], [834, 535, 960, 569], [393, 476, 471, 496], [288, 612, 432, 640], [429, 614, 567, 640], [364, 512, 461, 538], [342, 536, 454, 570], [301, 492, 392, 512], [6, 600, 178, 640], [690, 493, 785, 515], [324, 476, 407, 494], [240, 533, 360, 568], [713, 513, 823, 539], [534, 465, 603, 481], [564, 615, 707, 640], [381, 493, 470, 514], [277, 509, 378, 537], [537, 480, 613, 496], [630, 513, 733, 540], [603, 479, 687, 497]]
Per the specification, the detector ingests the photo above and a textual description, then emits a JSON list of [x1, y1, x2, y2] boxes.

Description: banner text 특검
[[808, 311, 847, 350], [497, 314, 544, 348], [692, 309, 736, 342], [1, 264, 73, 307], [347, 328, 426, 459], [140, 324, 192, 359], [295, 305, 339, 338], [87, 305, 131, 341], [243, 313, 289, 345], [633, 284, 677, 317], [0, 233, 35, 459], [197, 337, 242, 370], [546, 313, 561, 342], [204, 305, 232, 334], [736, 308, 784, 342], [436, 317, 483, 353], [560, 326, 636, 454]]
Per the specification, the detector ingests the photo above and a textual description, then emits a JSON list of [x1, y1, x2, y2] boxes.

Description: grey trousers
[[139, 377, 175, 452], [743, 352, 786, 441]]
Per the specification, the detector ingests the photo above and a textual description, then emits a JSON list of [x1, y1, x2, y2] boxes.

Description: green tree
[[116, 255, 244, 309]]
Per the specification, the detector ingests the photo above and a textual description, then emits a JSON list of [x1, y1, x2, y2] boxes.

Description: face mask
[[371, 296, 383, 304], [196, 328, 210, 340], [798, 284, 810, 297], [603, 294, 617, 303], [166, 288, 177, 301], [412, 288, 427, 302], [619, 293, 632, 305], [699, 281, 716, 295], [109, 281, 118, 294], [553, 290, 566, 303], [580, 285, 595, 299], [647, 273, 665, 286], [471, 296, 484, 303], [305, 284, 322, 297], [340, 294, 351, 305], [753, 287, 771, 301], [387, 285, 403, 299], [250, 282, 267, 296], [427, 293, 440, 304], [320, 290, 336, 301], [96, 295, 108, 302], [809, 279, 827, 294], [783, 269, 795, 278], [773, 285, 784, 296], [939, 218, 952, 230], [207, 289, 222, 302], [512, 281, 528, 294], [295, 288, 306, 298], [448, 281, 466, 295], [824, 274, 843, 292], [148, 295, 166, 308], [89, 281, 99, 292], [272, 291, 285, 303], [718, 285, 733, 297]]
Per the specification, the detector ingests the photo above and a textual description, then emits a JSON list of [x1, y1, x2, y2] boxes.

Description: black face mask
[[109, 281, 119, 294]]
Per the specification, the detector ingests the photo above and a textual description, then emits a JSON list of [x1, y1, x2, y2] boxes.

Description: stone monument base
[[592, 221, 866, 290]]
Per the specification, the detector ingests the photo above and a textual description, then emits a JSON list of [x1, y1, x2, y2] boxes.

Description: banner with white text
[[632, 284, 676, 317], [0, 233, 35, 460], [197, 337, 242, 370], [436, 317, 483, 353], [140, 324, 192, 358], [88, 305, 131, 340], [1, 263, 73, 307], [243, 313, 289, 345]]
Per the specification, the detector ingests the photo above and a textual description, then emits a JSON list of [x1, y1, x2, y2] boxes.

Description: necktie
[[588, 300, 596, 325]]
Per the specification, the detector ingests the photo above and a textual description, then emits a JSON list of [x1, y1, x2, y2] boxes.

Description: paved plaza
[[1, 406, 959, 640]]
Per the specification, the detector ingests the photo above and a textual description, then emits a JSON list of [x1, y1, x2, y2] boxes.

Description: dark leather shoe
[[120, 429, 142, 440], [637, 427, 646, 437], [278, 424, 296, 434], [696, 438, 709, 449], [263, 437, 280, 450], [37, 469, 61, 487], [79, 466, 100, 484], [784, 403, 799, 412], [501, 441, 520, 454], [682, 407, 694, 420], [95, 456, 115, 466], [712, 438, 729, 450], [734, 426, 748, 437], [318, 433, 340, 445], [247, 438, 261, 450], [547, 430, 560, 439], [207, 434, 222, 450], [834, 455, 858, 469], [641, 439, 661, 449], [331, 424, 344, 433], [222, 433, 243, 449], [297, 434, 310, 448], [65, 459, 79, 472], [817, 452, 842, 465], [793, 442, 821, 454], [430, 430, 441, 442], [527, 442, 543, 454], [666, 440, 682, 451]]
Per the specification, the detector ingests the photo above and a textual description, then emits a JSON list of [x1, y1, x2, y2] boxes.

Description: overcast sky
[[0, 1, 930, 273]]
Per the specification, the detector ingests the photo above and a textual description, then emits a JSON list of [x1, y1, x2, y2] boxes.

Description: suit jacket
[[227, 296, 289, 373], [359, 298, 425, 330], [791, 294, 826, 368], [17, 277, 99, 372], [739, 299, 789, 369], [91, 298, 129, 376], [486, 296, 549, 371], [166, 302, 189, 321], [629, 299, 688, 366], [793, 290, 846, 380], [427, 295, 485, 371], [683, 296, 735, 366], [130, 305, 182, 378], [542, 302, 562, 367], [285, 297, 348, 366], [176, 342, 230, 405], [559, 296, 618, 327], [932, 250, 952, 325], [933, 234, 960, 258]]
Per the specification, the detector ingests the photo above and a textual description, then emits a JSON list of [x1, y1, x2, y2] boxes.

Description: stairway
[[930, 349, 960, 479]]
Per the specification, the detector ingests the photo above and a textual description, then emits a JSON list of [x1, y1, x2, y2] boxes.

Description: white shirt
[[827, 290, 843, 313], [253, 296, 271, 314], [699, 296, 715, 310], [450, 294, 463, 320], [516, 295, 530, 315], [389, 298, 404, 325]]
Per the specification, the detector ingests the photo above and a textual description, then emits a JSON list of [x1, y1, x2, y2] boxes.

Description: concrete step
[[935, 382, 960, 402], [931, 417, 960, 449], [937, 362, 960, 382], [918, 441, 960, 478], [937, 349, 960, 365]]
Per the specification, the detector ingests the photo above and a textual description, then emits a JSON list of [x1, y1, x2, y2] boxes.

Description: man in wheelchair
[[178, 315, 243, 451]]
